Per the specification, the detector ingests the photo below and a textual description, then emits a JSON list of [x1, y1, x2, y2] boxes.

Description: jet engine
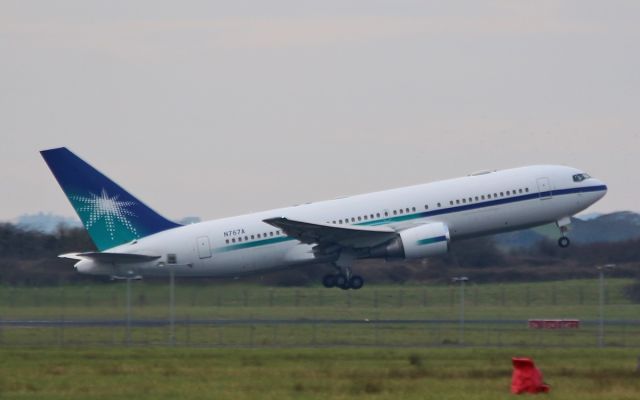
[[369, 222, 450, 259]]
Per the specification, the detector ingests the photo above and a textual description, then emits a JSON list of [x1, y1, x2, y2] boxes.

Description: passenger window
[[525, 188, 529, 192], [357, 216, 362, 221], [437, 202, 441, 207], [225, 239, 229, 244], [475, 196, 479, 201], [257, 234, 261, 239], [481, 195, 485, 200], [506, 191, 510, 196], [411, 207, 415, 212], [424, 204, 428, 210], [376, 213, 380, 218], [351, 217, 355, 222], [251, 235, 255, 240], [450, 201, 454, 205], [405, 208, 410, 213], [456, 200, 460, 204], [393, 210, 397, 215], [500, 192, 504, 197], [468, 197, 472, 202], [384, 211, 388, 217], [270, 232, 274, 237], [462, 198, 466, 204], [399, 209, 404, 214]]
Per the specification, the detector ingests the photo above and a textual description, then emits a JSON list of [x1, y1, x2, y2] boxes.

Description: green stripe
[[215, 236, 293, 253], [416, 236, 447, 245], [357, 215, 414, 226]]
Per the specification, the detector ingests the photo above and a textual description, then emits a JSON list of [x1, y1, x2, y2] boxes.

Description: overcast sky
[[1, 1, 638, 222]]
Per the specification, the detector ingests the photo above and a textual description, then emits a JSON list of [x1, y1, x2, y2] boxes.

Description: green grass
[[0, 279, 636, 320], [1, 347, 639, 399], [1, 280, 639, 398], [1, 279, 638, 348]]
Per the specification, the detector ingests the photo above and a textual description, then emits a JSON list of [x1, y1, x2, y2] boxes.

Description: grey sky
[[1, 1, 638, 222]]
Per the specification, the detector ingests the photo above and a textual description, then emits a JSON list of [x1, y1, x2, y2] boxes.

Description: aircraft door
[[536, 177, 552, 199], [197, 236, 212, 259]]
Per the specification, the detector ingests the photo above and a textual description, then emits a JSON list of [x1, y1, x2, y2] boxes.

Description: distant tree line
[[0, 223, 96, 285], [0, 223, 638, 301]]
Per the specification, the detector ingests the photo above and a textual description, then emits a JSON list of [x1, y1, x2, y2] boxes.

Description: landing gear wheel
[[335, 274, 348, 289], [322, 274, 337, 288], [349, 275, 364, 290], [558, 237, 570, 248]]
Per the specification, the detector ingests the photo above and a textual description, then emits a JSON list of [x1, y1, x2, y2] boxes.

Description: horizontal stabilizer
[[59, 252, 160, 264]]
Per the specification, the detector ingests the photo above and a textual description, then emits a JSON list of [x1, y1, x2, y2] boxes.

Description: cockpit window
[[572, 173, 591, 182]]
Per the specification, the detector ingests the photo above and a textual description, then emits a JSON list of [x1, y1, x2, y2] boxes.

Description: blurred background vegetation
[[1, 212, 639, 301]]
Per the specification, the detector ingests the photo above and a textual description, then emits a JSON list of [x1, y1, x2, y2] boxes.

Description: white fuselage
[[78, 165, 606, 277]]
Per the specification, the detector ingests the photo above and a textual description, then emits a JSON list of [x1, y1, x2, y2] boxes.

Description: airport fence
[[0, 279, 638, 348]]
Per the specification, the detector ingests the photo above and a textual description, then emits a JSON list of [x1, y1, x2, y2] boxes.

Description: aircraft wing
[[263, 217, 397, 250]]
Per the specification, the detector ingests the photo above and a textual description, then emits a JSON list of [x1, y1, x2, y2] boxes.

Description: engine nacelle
[[370, 222, 450, 259]]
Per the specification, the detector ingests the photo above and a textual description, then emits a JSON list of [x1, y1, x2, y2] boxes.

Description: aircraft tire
[[349, 275, 364, 290], [322, 274, 337, 288], [558, 237, 570, 248], [335, 274, 348, 289]]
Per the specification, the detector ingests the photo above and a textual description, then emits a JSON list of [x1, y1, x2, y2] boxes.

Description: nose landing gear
[[558, 236, 570, 248], [556, 217, 571, 248]]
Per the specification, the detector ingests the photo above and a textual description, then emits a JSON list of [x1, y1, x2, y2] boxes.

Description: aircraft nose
[[592, 179, 607, 200]]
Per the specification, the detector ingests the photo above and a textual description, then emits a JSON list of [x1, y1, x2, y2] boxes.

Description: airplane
[[41, 147, 607, 289]]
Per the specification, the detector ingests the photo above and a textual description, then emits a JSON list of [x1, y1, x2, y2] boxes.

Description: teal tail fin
[[41, 147, 181, 251]]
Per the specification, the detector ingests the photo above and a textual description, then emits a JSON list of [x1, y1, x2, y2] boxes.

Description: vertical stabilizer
[[41, 147, 181, 251]]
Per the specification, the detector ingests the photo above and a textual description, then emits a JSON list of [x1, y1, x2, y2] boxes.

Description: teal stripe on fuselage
[[215, 236, 293, 253]]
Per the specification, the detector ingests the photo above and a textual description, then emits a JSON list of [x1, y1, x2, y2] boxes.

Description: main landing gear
[[322, 249, 365, 290], [556, 217, 571, 248], [322, 273, 364, 290]]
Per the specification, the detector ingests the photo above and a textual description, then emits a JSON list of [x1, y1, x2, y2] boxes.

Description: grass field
[[1, 279, 636, 320], [1, 279, 639, 348], [1, 347, 639, 399], [1, 280, 639, 398]]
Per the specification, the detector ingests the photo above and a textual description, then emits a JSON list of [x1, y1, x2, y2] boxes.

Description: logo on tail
[[70, 189, 139, 240]]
